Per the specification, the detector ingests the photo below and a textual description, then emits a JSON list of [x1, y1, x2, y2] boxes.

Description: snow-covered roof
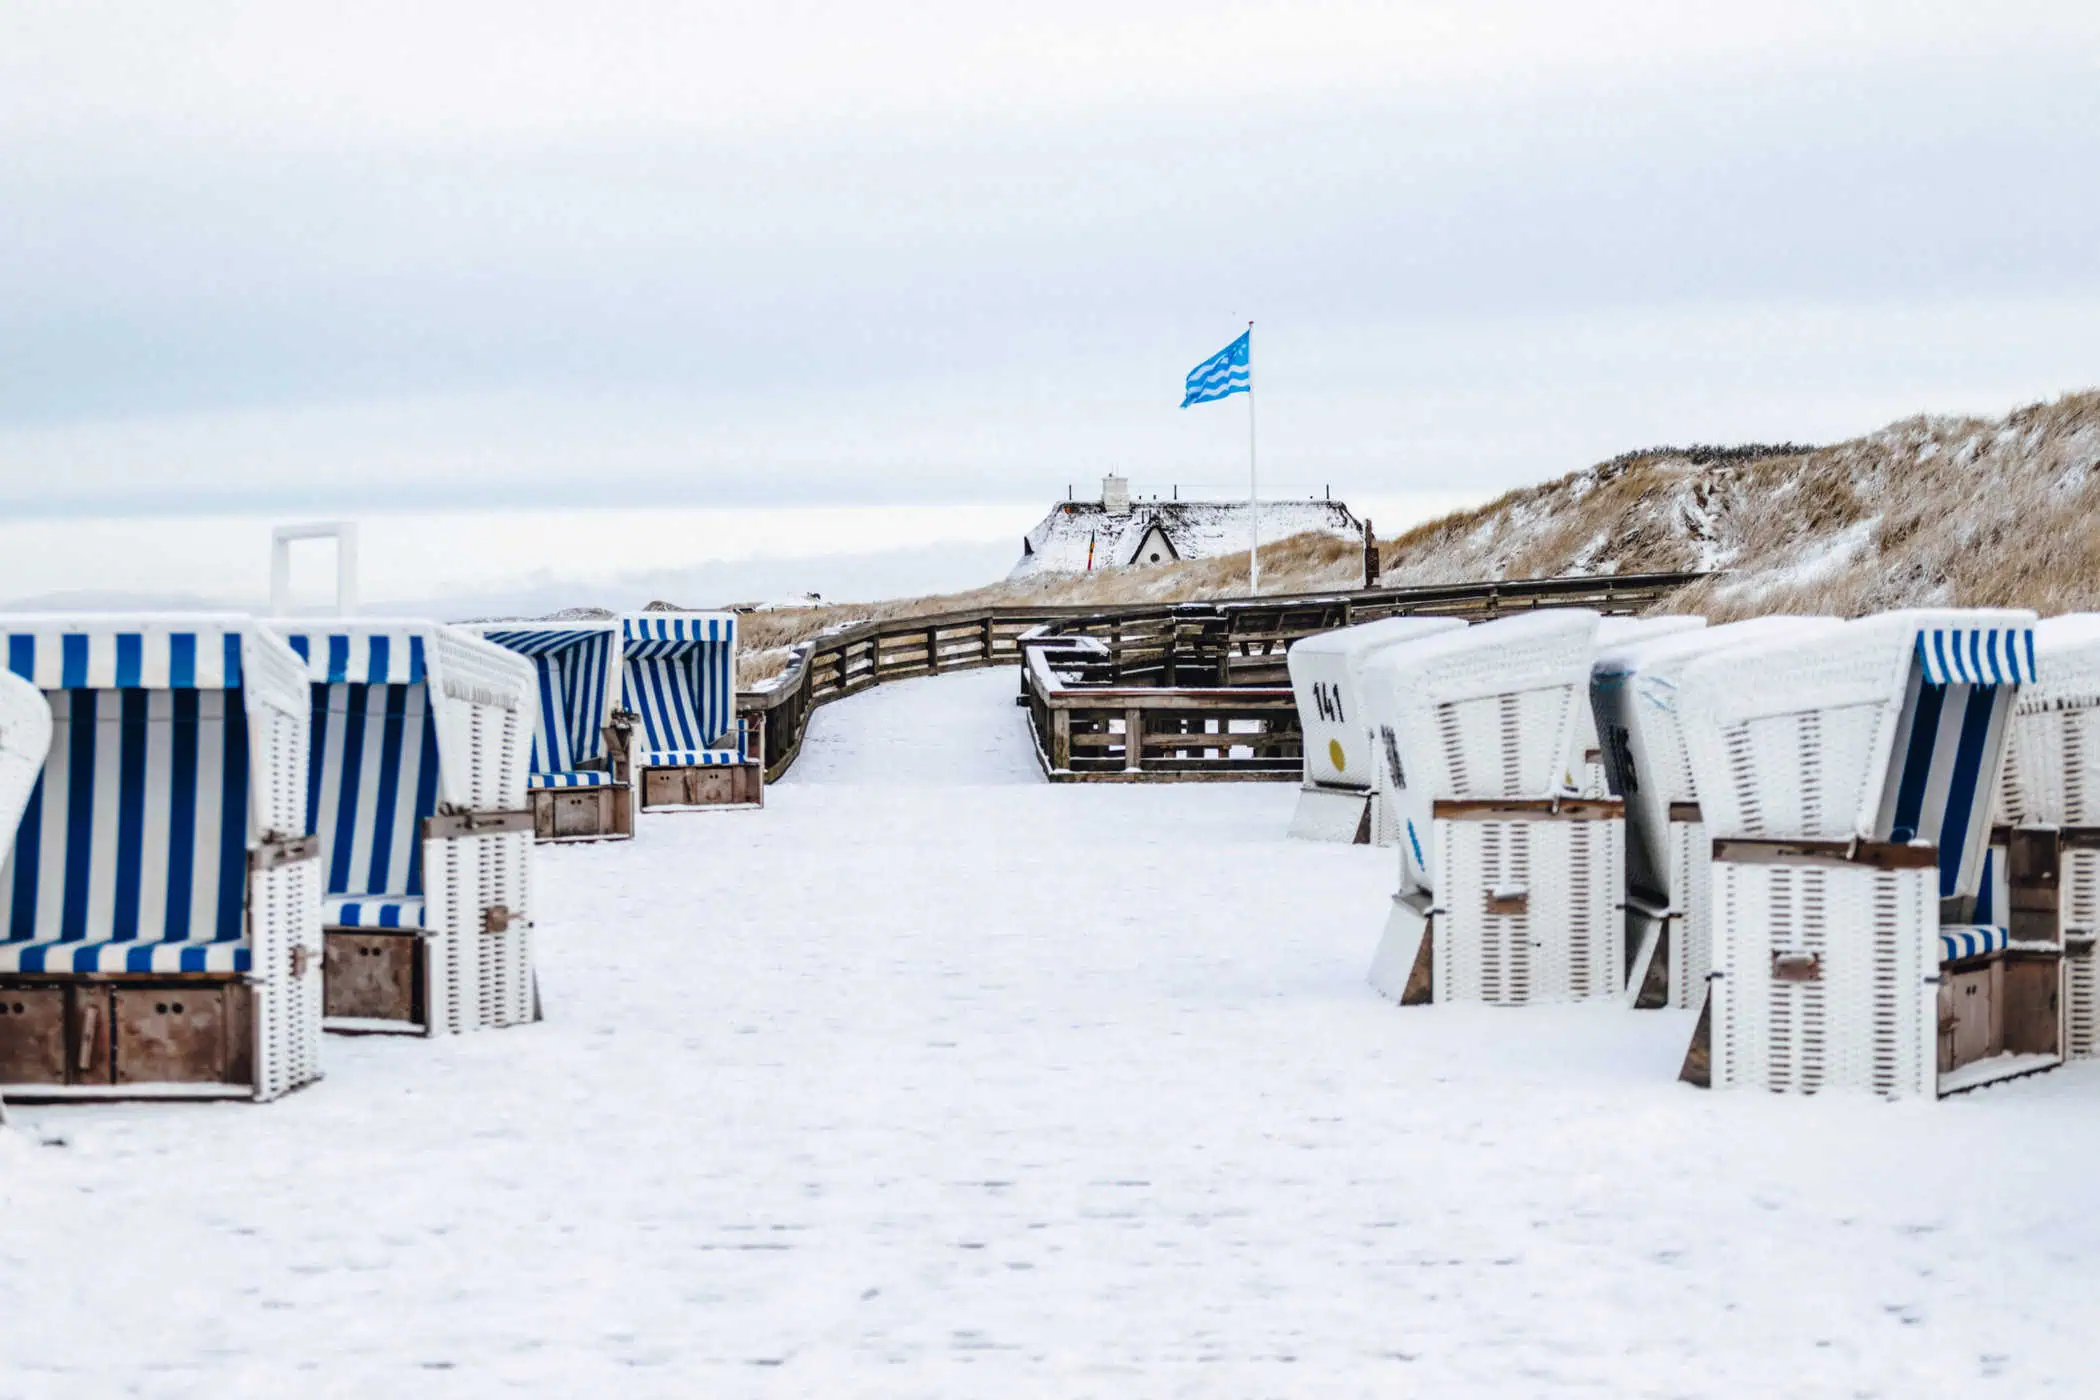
[[1009, 497, 1361, 578], [2019, 613, 2100, 711]]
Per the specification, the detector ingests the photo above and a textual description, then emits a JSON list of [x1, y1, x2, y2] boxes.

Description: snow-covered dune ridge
[[1381, 389, 2100, 618]]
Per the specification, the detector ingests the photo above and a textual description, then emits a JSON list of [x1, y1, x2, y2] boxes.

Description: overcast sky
[[3, 2, 2098, 603]]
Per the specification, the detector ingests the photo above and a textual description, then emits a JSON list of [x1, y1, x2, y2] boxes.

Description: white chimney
[[1102, 474, 1131, 514]]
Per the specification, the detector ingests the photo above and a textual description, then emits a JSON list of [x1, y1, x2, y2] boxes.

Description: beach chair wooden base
[[1936, 946, 2062, 1094], [640, 763, 763, 811], [323, 929, 426, 1031], [0, 974, 266, 1100], [531, 783, 634, 842]]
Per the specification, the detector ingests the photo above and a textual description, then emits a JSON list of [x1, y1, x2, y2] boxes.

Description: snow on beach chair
[[1591, 618, 1838, 1009], [272, 620, 537, 1035], [1674, 608, 2051, 1098], [1568, 615, 1705, 798], [621, 612, 763, 812], [0, 671, 51, 858], [1284, 616, 1466, 843], [1362, 609, 1625, 1006], [461, 620, 635, 842], [1994, 614, 2100, 1061], [0, 618, 322, 1101]]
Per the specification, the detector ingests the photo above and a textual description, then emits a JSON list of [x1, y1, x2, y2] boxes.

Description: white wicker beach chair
[[621, 612, 762, 811], [1359, 609, 1624, 1007], [1284, 616, 1466, 843], [0, 617, 322, 1101], [1675, 608, 2046, 1098], [1994, 614, 2100, 1061], [1591, 618, 1838, 1008], [1568, 615, 1704, 798], [269, 620, 536, 1035], [462, 620, 634, 842]]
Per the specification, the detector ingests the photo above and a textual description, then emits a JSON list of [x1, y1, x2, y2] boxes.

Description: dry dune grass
[[1382, 390, 2100, 622]]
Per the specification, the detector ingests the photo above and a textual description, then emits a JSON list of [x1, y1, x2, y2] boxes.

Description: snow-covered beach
[[3, 665, 2097, 1396]]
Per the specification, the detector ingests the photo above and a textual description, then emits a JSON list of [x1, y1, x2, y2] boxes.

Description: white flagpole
[[1246, 320, 1259, 594]]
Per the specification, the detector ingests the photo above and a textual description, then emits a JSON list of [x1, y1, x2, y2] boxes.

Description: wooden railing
[[1017, 571, 1708, 781], [737, 570, 1708, 783], [736, 607, 1089, 781]]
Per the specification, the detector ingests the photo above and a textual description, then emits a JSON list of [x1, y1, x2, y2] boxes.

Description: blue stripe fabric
[[306, 682, 437, 927], [1915, 628, 2036, 685], [1181, 328, 1252, 408], [480, 628, 616, 781], [1884, 622, 2027, 902], [0, 941, 251, 974], [619, 616, 739, 766], [626, 748, 744, 766], [323, 896, 424, 930], [278, 629, 429, 685], [1889, 682, 1946, 843], [1939, 925, 2010, 963], [0, 629, 244, 690], [0, 687, 251, 961], [528, 770, 617, 789], [1937, 688, 1998, 898], [280, 624, 456, 926]]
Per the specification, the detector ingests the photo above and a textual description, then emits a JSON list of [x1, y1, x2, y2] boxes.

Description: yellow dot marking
[[1329, 738, 1346, 772]]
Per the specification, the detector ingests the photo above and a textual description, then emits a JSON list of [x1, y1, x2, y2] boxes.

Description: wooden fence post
[[1124, 706, 1144, 773], [1052, 709, 1071, 771]]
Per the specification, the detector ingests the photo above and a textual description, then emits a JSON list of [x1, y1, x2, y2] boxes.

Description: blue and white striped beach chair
[[461, 619, 634, 841], [621, 612, 762, 811], [1676, 608, 2051, 1099], [0, 617, 322, 1101], [270, 620, 538, 1035]]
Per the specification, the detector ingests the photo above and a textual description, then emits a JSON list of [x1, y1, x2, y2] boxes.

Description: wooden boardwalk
[[738, 571, 1706, 782]]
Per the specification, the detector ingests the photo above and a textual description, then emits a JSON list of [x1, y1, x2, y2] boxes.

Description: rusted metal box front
[[643, 766, 739, 808], [325, 930, 422, 1024], [537, 787, 616, 839], [0, 985, 68, 1084], [113, 985, 250, 1085]]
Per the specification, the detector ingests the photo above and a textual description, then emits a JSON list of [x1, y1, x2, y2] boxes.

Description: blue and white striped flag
[[1181, 328, 1250, 407]]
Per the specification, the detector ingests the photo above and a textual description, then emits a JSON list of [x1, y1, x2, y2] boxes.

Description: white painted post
[[270, 521, 359, 616]]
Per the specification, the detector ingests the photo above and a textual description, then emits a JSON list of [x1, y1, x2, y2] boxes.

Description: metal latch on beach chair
[[1485, 886, 1529, 916], [423, 809, 535, 839], [250, 833, 321, 871], [1771, 952, 1822, 982]]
